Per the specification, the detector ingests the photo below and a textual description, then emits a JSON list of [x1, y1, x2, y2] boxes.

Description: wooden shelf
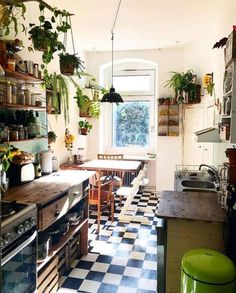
[[2, 136, 47, 143], [4, 69, 42, 82], [0, 103, 46, 110], [37, 218, 88, 272]]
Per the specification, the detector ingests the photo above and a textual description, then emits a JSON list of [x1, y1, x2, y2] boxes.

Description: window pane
[[113, 101, 150, 147], [113, 75, 151, 91]]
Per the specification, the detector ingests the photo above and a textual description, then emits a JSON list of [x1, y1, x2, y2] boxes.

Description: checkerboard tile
[[59, 189, 159, 293]]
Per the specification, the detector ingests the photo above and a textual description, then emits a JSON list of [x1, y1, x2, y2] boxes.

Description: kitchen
[[1, 0, 236, 292]]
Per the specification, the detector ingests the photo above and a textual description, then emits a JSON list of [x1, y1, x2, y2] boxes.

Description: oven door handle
[[1, 231, 37, 267]]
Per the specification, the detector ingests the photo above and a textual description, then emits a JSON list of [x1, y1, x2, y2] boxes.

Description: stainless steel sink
[[181, 180, 215, 189], [182, 188, 217, 193]]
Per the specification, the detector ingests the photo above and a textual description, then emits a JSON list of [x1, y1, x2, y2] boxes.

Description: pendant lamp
[[101, 1, 123, 103]]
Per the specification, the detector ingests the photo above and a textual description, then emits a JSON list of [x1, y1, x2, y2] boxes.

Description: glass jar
[[18, 125, 25, 140], [17, 90, 25, 105], [10, 130, 19, 141], [11, 82, 17, 104], [6, 81, 12, 104], [24, 89, 31, 105], [7, 58, 16, 71]]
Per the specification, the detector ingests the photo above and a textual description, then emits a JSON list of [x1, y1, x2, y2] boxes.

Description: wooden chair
[[97, 153, 125, 190], [89, 176, 115, 232], [97, 154, 124, 160]]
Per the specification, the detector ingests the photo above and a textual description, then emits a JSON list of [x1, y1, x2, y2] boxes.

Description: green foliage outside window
[[113, 101, 149, 147]]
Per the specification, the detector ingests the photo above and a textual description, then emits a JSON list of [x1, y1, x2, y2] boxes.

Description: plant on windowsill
[[78, 120, 93, 135]]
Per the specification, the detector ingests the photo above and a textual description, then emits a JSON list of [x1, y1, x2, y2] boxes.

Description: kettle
[[41, 147, 52, 175]]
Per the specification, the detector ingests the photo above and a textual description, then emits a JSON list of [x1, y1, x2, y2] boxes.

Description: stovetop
[[1, 200, 29, 219]]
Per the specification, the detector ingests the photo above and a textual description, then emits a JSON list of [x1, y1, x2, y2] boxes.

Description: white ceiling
[[48, 0, 225, 52]]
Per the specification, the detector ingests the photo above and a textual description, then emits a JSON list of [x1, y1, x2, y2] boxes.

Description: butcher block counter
[[156, 191, 226, 293], [4, 170, 95, 207], [3, 170, 95, 292]]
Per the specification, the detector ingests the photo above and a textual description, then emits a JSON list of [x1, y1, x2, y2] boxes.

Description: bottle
[[27, 110, 36, 139], [35, 111, 41, 137]]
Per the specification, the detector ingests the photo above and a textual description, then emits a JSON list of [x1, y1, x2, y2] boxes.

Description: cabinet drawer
[[68, 183, 83, 208], [38, 194, 69, 230]]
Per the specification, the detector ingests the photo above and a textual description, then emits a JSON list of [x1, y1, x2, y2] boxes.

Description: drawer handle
[[73, 191, 80, 196], [54, 210, 60, 217]]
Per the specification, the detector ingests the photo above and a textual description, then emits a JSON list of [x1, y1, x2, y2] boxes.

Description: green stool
[[181, 249, 236, 293]]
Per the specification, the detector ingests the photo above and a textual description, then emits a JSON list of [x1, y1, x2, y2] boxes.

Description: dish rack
[[175, 165, 208, 177]]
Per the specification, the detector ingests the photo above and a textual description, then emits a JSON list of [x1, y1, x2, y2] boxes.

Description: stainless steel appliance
[[1, 200, 37, 293]]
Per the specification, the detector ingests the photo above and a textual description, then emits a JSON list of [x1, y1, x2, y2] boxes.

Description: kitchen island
[[156, 191, 226, 293], [3, 169, 95, 293]]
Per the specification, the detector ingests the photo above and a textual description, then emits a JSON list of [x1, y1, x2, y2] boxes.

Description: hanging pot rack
[[0, 0, 73, 15]]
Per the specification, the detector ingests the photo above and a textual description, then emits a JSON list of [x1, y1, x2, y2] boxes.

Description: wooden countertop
[[3, 170, 95, 207], [156, 191, 225, 222]]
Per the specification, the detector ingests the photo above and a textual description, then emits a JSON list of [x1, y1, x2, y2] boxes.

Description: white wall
[[182, 0, 236, 167], [8, 2, 85, 164]]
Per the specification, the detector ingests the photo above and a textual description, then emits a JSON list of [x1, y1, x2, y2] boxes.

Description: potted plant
[[78, 120, 93, 135], [48, 131, 57, 145], [59, 53, 85, 76], [165, 70, 200, 103], [71, 73, 108, 118]]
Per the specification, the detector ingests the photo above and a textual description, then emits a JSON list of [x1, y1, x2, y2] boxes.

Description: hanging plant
[[28, 3, 70, 64], [59, 15, 85, 76], [0, 2, 26, 36], [59, 53, 85, 76]]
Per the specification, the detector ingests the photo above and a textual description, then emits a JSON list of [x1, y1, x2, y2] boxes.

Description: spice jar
[[10, 130, 19, 141], [7, 58, 16, 71], [33, 63, 39, 78]]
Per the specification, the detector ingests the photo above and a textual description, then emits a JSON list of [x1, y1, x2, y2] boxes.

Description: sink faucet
[[199, 164, 220, 189]]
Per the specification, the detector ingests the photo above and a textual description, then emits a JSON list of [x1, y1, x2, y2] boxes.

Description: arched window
[[100, 59, 157, 155]]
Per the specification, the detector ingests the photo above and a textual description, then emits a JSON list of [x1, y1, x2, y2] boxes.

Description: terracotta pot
[[60, 62, 75, 76], [80, 128, 88, 135], [225, 148, 236, 165]]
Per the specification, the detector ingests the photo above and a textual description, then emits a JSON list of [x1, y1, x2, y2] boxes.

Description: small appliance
[[6, 162, 35, 186]]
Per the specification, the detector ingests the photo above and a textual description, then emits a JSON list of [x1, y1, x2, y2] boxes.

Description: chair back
[[89, 177, 115, 203], [97, 154, 124, 160]]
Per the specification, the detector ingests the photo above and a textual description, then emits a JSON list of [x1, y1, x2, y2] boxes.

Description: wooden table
[[62, 160, 141, 231]]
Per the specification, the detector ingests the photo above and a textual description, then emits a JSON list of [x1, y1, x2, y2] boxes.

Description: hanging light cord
[[111, 0, 121, 87]]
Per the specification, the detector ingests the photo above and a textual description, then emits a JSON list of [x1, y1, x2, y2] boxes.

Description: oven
[[1, 201, 37, 293]]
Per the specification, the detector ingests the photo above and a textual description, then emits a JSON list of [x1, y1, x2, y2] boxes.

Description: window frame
[[102, 69, 156, 155]]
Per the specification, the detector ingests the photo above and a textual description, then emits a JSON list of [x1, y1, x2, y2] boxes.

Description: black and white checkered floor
[[58, 188, 160, 293]]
